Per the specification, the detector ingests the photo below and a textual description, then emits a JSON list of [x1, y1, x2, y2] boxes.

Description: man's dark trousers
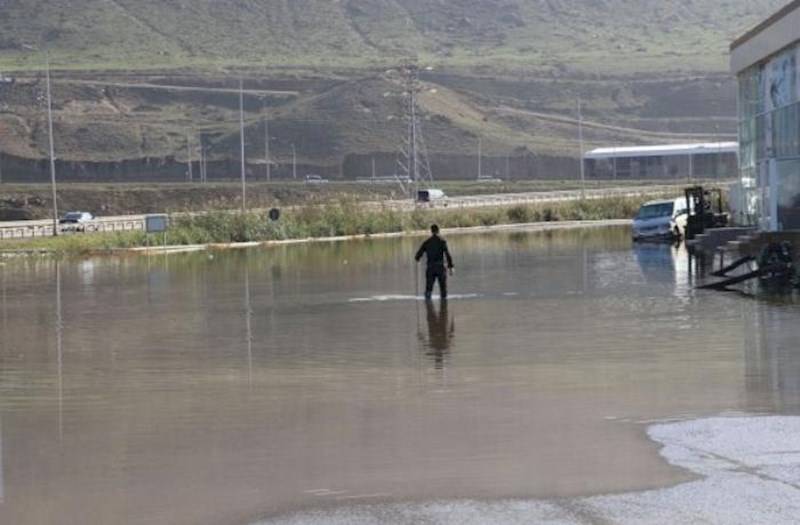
[[425, 265, 447, 299]]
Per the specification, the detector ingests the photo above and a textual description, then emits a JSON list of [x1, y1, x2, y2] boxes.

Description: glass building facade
[[738, 42, 800, 230]]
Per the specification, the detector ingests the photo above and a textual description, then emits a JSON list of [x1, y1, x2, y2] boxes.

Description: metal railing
[[0, 215, 147, 240], [386, 184, 686, 211]]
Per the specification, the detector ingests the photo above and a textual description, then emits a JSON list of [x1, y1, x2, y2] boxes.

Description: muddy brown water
[[1, 226, 798, 525]]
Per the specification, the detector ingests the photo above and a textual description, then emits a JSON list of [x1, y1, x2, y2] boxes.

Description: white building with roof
[[583, 142, 738, 181], [731, 0, 800, 231]]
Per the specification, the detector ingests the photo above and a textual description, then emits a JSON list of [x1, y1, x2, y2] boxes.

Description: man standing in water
[[415, 224, 455, 300]]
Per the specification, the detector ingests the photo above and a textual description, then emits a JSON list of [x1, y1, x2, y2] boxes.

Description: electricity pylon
[[396, 62, 434, 200]]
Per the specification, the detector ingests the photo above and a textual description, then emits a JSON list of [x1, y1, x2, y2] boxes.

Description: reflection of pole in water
[[55, 262, 63, 442], [244, 265, 253, 387], [576, 237, 589, 294], [0, 415, 4, 503], [269, 265, 278, 336], [582, 241, 588, 294], [1, 264, 6, 348]]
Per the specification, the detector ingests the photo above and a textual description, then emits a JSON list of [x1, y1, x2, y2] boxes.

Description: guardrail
[[433, 185, 682, 209], [0, 215, 147, 240], [385, 184, 687, 211]]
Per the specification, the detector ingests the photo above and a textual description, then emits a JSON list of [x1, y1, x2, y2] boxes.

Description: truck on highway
[[416, 189, 446, 203]]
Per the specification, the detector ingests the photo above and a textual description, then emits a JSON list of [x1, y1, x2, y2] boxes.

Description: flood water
[[1, 226, 800, 525]]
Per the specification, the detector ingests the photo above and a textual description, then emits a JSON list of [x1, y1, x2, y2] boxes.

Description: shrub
[[506, 205, 530, 223]]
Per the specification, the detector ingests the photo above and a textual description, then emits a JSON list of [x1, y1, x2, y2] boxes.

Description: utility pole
[[372, 156, 376, 182], [199, 135, 206, 184], [239, 79, 246, 212], [506, 151, 510, 181], [714, 124, 724, 179], [264, 103, 271, 182], [45, 56, 59, 236], [410, 85, 418, 197], [186, 131, 193, 183], [292, 144, 297, 180], [577, 98, 585, 199], [477, 137, 482, 180]]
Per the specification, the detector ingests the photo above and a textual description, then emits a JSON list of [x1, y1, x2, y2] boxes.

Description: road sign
[[145, 214, 169, 233]]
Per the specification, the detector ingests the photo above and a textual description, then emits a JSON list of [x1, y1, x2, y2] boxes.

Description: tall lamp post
[[45, 56, 59, 236], [239, 78, 247, 213], [292, 144, 297, 180], [577, 98, 585, 199], [264, 102, 271, 182]]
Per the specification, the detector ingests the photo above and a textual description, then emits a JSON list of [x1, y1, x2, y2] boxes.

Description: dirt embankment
[[0, 68, 736, 184]]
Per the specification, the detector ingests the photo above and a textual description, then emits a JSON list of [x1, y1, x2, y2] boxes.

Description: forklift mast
[[684, 186, 727, 240]]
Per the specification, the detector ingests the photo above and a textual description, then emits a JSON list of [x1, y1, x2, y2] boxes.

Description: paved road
[[57, 78, 298, 97], [393, 183, 685, 210], [495, 106, 736, 142], [0, 184, 683, 240]]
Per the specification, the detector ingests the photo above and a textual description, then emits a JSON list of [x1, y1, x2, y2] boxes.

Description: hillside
[[0, 0, 786, 182], [0, 0, 783, 73]]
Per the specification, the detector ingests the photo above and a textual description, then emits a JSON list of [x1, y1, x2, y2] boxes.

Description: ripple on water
[[348, 293, 482, 303]]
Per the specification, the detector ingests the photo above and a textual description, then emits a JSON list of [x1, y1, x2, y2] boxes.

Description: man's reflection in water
[[423, 300, 454, 370]]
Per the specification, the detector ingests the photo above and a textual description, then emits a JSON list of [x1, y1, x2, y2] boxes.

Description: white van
[[632, 198, 688, 241], [416, 189, 446, 203]]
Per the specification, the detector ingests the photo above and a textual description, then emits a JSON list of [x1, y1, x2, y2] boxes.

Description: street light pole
[[292, 144, 297, 180], [264, 103, 271, 182], [186, 131, 193, 183], [578, 98, 585, 199], [45, 56, 59, 236], [239, 79, 246, 212], [478, 137, 482, 180]]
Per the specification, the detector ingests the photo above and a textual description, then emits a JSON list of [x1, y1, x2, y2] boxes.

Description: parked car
[[632, 198, 688, 241], [305, 174, 329, 184], [59, 211, 95, 232]]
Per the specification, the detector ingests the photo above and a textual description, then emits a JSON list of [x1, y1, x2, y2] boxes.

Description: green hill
[[0, 0, 783, 73]]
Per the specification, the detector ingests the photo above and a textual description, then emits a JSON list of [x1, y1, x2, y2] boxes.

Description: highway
[[405, 183, 683, 210], [0, 184, 683, 240]]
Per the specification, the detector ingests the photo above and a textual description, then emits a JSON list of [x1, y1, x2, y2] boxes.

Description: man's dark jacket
[[415, 235, 454, 269]]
